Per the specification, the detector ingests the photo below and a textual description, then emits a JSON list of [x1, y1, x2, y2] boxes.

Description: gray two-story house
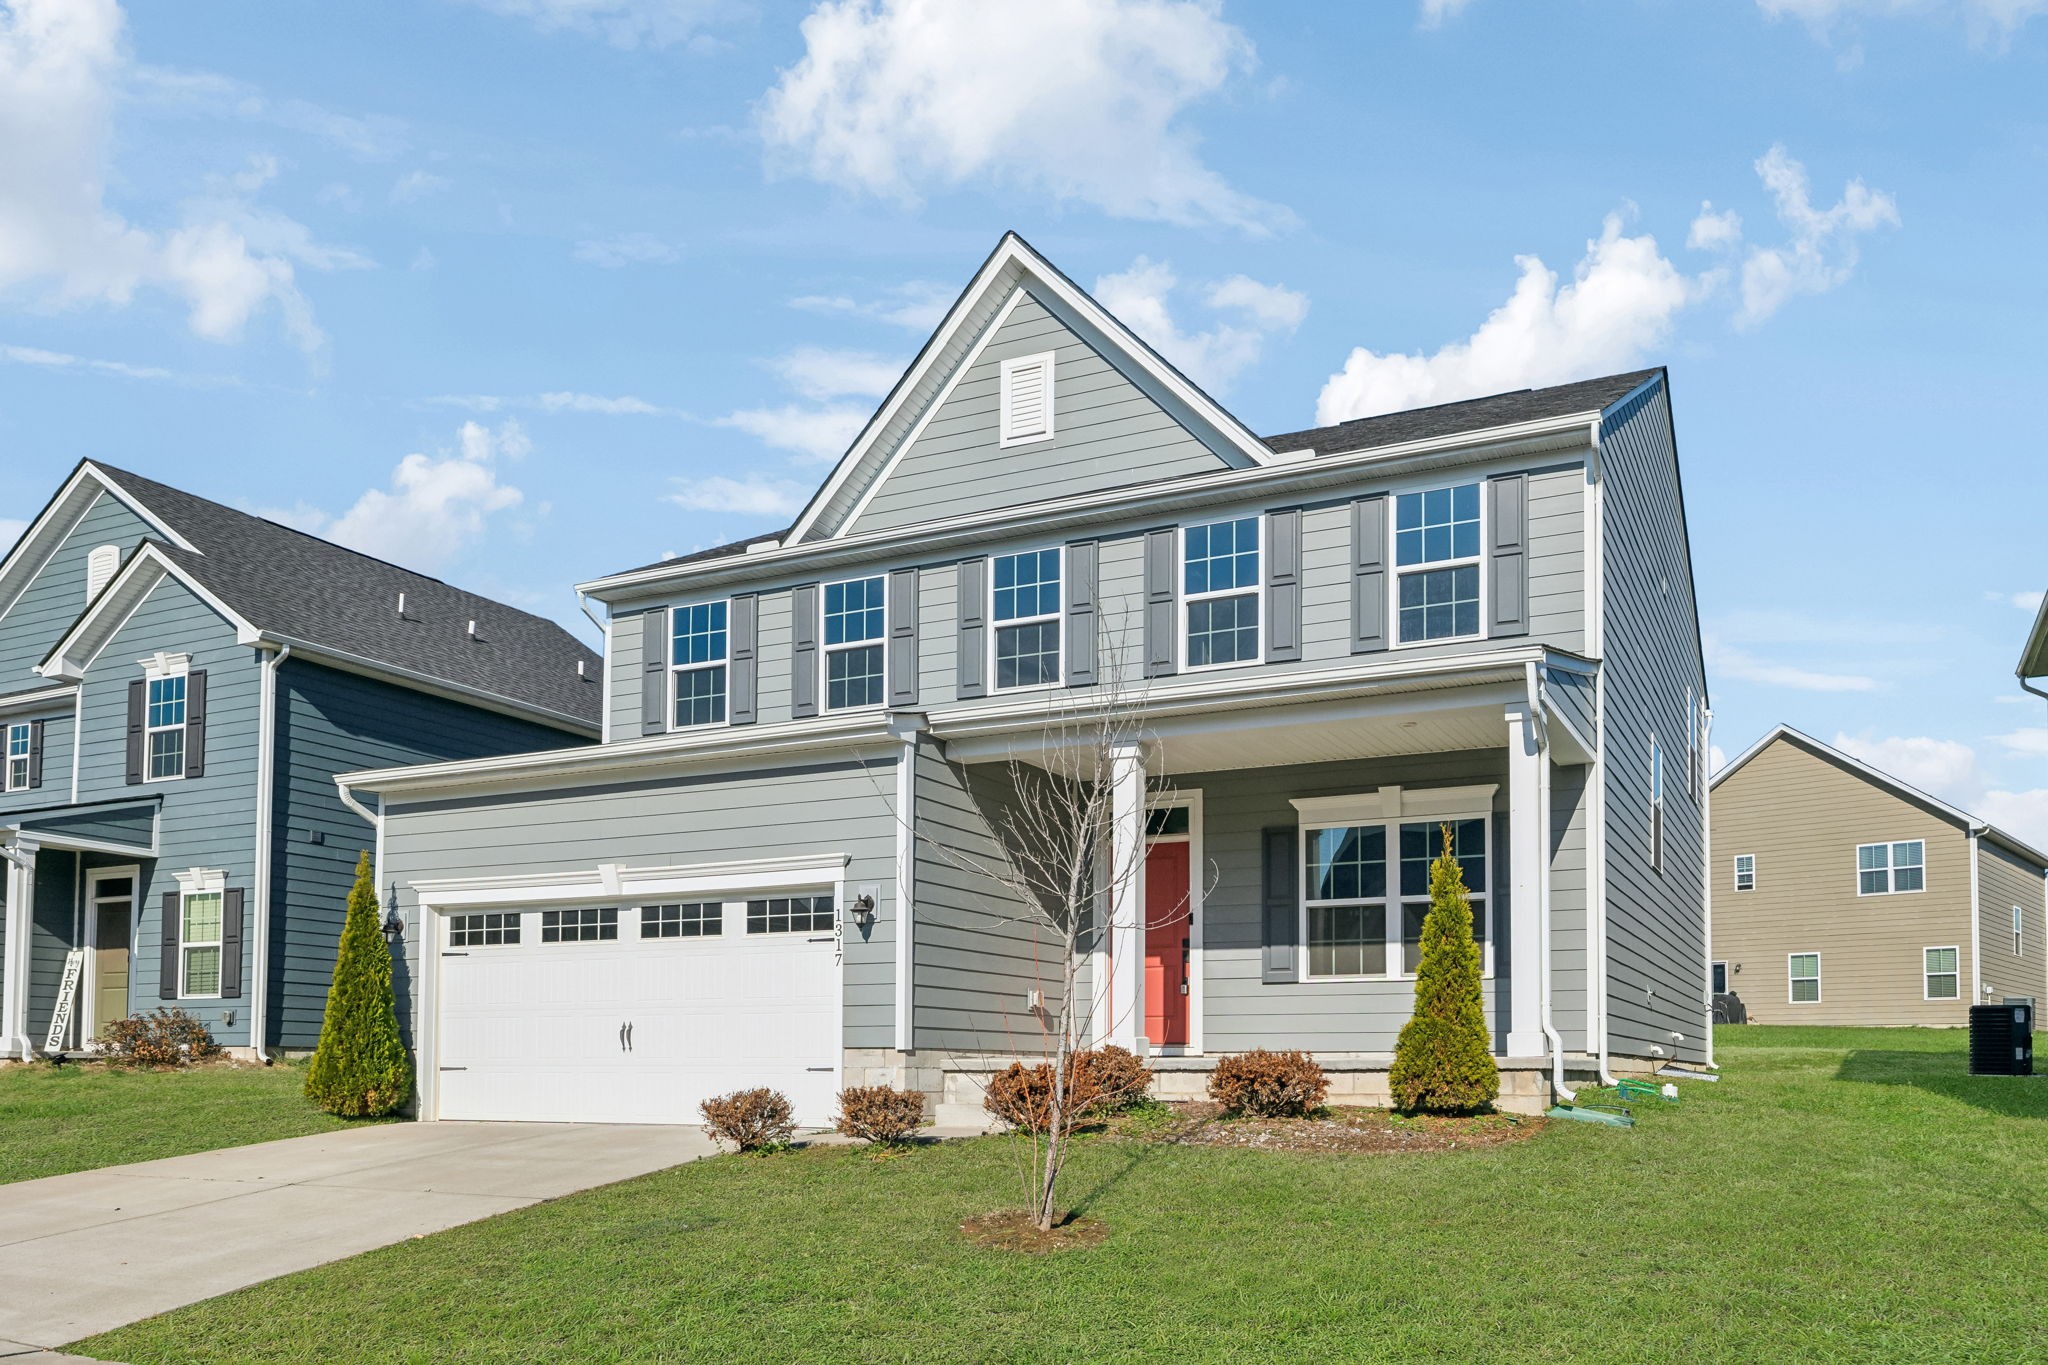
[[340, 233, 1710, 1123], [0, 462, 599, 1060]]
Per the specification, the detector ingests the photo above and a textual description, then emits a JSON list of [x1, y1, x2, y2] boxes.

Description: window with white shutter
[[999, 352, 1055, 446]]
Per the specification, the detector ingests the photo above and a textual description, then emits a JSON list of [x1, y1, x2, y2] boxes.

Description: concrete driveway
[[0, 1121, 718, 1355]]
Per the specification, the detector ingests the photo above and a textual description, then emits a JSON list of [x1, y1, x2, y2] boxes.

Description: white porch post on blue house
[[1504, 706, 1547, 1058], [1, 837, 37, 1059], [1105, 741, 1147, 1053]]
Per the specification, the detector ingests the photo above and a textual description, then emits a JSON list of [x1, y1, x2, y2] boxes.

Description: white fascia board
[[583, 414, 1596, 603], [0, 684, 78, 715], [412, 852, 851, 910], [37, 546, 262, 680], [2019, 591, 2048, 679], [0, 465, 192, 627], [84, 466, 199, 552]]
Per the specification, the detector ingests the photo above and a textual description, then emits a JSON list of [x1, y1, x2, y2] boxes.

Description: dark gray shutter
[[1265, 508, 1301, 663], [1351, 496, 1389, 654], [160, 891, 180, 999], [1065, 540, 1097, 687], [221, 888, 244, 1000], [640, 608, 668, 735], [184, 670, 208, 778], [1260, 825, 1299, 984], [729, 595, 758, 726], [956, 559, 987, 700], [126, 679, 146, 784], [1143, 528, 1178, 679], [888, 569, 919, 707], [26, 719, 43, 789], [1487, 473, 1529, 637], [791, 584, 820, 718]]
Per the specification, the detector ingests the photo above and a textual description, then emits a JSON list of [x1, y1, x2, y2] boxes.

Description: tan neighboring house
[[1709, 726, 2047, 1026]]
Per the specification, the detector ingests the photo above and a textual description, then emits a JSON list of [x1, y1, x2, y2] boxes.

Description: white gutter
[[248, 643, 290, 1058], [1526, 662, 1573, 1104], [1700, 704, 1716, 1070], [1969, 829, 1983, 1003]]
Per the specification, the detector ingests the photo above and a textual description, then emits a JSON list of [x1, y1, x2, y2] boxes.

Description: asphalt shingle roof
[[94, 463, 601, 728]]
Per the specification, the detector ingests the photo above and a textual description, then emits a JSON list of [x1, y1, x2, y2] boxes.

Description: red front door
[[1144, 840, 1191, 1048]]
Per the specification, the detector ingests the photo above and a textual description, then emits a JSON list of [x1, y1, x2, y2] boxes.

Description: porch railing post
[[1106, 742, 1147, 1053], [1, 840, 38, 1059], [1504, 708, 1546, 1058]]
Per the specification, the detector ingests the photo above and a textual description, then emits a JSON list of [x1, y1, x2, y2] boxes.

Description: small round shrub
[[1208, 1049, 1328, 1117], [102, 1008, 222, 1068], [1082, 1045, 1154, 1113], [834, 1085, 927, 1145], [983, 1057, 1102, 1134], [700, 1087, 796, 1151]]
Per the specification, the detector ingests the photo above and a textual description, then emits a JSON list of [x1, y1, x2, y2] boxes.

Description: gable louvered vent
[[86, 545, 120, 602], [999, 351, 1055, 446]]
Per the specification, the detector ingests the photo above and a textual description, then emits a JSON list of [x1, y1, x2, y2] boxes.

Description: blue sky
[[2, 0, 2044, 836]]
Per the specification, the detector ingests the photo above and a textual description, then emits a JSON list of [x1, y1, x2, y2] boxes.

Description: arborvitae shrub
[[1208, 1049, 1329, 1117], [700, 1088, 796, 1151], [304, 852, 414, 1118], [1388, 824, 1500, 1114], [834, 1085, 927, 1145]]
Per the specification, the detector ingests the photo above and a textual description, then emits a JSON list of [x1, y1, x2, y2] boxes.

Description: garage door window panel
[[541, 907, 619, 943], [449, 912, 521, 947], [747, 895, 835, 934], [643, 903, 722, 938]]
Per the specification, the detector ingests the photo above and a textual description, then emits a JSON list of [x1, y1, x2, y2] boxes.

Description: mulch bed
[[960, 1210, 1111, 1253], [1117, 1103, 1543, 1155]]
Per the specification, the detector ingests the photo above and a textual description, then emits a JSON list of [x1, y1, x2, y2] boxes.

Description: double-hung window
[[1788, 952, 1821, 1003], [1733, 853, 1756, 892], [181, 890, 223, 997], [1395, 483, 1481, 644], [823, 576, 886, 710], [1182, 516, 1260, 669], [1924, 946, 1960, 1000], [1301, 806, 1489, 980], [1857, 840, 1924, 895], [1649, 737, 1664, 875], [2014, 906, 2024, 957], [992, 549, 1061, 689], [4, 723, 27, 791], [146, 673, 187, 781], [670, 601, 728, 728]]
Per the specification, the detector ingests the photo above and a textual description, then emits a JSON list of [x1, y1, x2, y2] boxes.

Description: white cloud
[[0, 516, 26, 548], [1417, 0, 1474, 25], [790, 280, 953, 332], [0, 2, 355, 355], [390, 169, 450, 204], [1994, 728, 2048, 758], [1987, 589, 2046, 612], [1711, 642, 1879, 692], [125, 64, 410, 160], [1975, 789, 2048, 848], [1709, 743, 1729, 774], [1708, 145, 1900, 328], [3, 342, 174, 381], [289, 420, 529, 569], [452, 0, 729, 48], [1757, 0, 2047, 45], [1687, 203, 1744, 251], [772, 346, 900, 401], [665, 475, 808, 518], [537, 390, 665, 415], [1833, 729, 2048, 848], [716, 403, 869, 463], [1316, 213, 1694, 423], [760, 0, 1289, 234], [1093, 256, 1305, 392], [571, 232, 681, 267]]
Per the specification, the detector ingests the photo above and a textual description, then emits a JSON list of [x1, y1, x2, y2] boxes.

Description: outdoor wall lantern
[[381, 907, 405, 945], [850, 892, 878, 928]]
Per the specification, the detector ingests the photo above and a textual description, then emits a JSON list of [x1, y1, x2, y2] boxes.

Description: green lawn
[[0, 1061, 372, 1184], [81, 1027, 2048, 1364]]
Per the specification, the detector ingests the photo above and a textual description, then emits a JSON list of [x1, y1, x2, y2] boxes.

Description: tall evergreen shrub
[[1389, 825, 1500, 1113], [304, 851, 414, 1117]]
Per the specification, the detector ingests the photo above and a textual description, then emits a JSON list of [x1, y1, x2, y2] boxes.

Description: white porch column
[[1, 839, 38, 1059], [1105, 742, 1147, 1053], [1504, 706, 1546, 1058]]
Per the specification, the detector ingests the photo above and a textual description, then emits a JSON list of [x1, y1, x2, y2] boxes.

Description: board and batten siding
[[0, 490, 154, 686], [380, 757, 902, 1049], [1975, 838, 2047, 1007], [270, 659, 586, 1051], [1597, 380, 1708, 1064], [1710, 736, 1974, 1025], [844, 291, 1230, 537], [75, 573, 263, 1044]]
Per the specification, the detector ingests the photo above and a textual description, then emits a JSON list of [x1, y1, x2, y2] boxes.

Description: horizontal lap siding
[[911, 750, 1080, 1053], [1551, 762, 1591, 1046], [1545, 668, 1596, 748], [382, 759, 902, 1048], [0, 704, 75, 819], [606, 607, 644, 739], [1711, 739, 1971, 1025], [0, 491, 152, 685], [78, 576, 261, 1044], [272, 660, 586, 1051], [1976, 839, 2046, 1007], [1599, 383, 1708, 1062], [846, 293, 1227, 537]]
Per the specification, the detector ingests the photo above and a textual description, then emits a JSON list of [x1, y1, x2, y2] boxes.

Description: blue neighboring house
[[0, 461, 599, 1059]]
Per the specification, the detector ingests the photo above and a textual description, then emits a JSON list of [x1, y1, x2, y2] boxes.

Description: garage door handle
[[439, 1066, 468, 1072], [806, 1066, 833, 1072]]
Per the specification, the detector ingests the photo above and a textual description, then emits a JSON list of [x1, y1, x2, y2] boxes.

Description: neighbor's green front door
[[93, 879, 133, 1035]]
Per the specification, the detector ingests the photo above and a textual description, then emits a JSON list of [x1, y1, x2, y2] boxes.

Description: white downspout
[[1585, 423, 1620, 1089], [1968, 829, 1983, 1004], [1700, 704, 1717, 1070], [1527, 662, 1573, 1104], [248, 643, 289, 1059]]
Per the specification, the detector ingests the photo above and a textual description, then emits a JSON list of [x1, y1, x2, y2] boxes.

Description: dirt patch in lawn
[[1115, 1103, 1543, 1155], [961, 1210, 1110, 1253]]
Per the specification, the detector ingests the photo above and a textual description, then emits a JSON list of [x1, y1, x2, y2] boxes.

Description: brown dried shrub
[[101, 1009, 222, 1068], [699, 1087, 796, 1152], [1083, 1045, 1154, 1113], [983, 1047, 1156, 1132], [1208, 1049, 1329, 1117], [834, 1085, 927, 1145]]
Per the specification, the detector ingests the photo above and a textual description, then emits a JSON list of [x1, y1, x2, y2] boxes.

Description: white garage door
[[434, 897, 841, 1126]]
